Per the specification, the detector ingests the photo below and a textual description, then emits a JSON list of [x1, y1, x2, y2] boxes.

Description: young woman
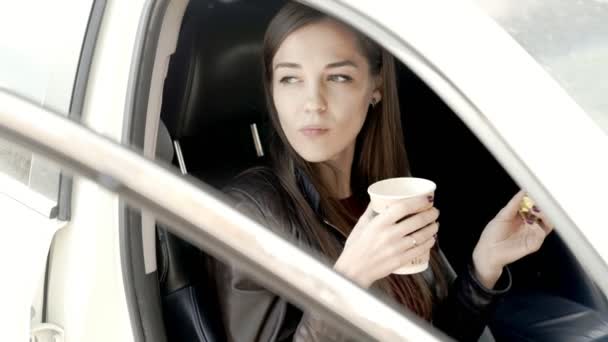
[[212, 2, 553, 341]]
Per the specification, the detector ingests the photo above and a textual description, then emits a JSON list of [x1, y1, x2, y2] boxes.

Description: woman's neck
[[315, 143, 355, 199]]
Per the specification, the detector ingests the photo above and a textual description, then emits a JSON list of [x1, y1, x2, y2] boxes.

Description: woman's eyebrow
[[274, 60, 359, 70], [325, 60, 358, 69], [274, 62, 301, 70]]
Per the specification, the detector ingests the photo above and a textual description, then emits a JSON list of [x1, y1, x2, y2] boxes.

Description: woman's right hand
[[333, 196, 439, 288]]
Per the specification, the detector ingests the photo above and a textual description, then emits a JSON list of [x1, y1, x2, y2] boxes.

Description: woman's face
[[271, 19, 381, 165]]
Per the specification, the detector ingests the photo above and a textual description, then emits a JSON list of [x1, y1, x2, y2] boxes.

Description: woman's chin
[[295, 150, 333, 164]]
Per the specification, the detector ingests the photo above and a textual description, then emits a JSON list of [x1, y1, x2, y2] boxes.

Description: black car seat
[[157, 1, 285, 341], [161, 0, 284, 188], [156, 119, 226, 342]]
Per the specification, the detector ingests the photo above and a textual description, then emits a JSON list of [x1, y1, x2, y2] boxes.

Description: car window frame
[[56, 0, 107, 221], [115, 0, 608, 339], [119, 0, 175, 340], [308, 0, 608, 295], [0, 0, 103, 220]]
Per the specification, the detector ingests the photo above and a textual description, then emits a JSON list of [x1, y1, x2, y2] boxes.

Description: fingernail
[[532, 205, 540, 213], [427, 195, 434, 203], [526, 218, 535, 225]]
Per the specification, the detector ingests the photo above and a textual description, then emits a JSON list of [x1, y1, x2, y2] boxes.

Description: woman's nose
[[304, 85, 327, 113]]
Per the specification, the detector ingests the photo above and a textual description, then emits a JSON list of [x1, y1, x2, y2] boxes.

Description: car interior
[[134, 0, 608, 341]]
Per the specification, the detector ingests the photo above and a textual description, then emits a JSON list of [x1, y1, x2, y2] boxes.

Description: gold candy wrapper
[[519, 195, 540, 224]]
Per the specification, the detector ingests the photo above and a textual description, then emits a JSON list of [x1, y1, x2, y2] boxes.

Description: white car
[[1, 0, 608, 341]]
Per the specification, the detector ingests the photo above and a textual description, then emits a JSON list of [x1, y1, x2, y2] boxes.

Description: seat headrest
[[161, 0, 285, 139]]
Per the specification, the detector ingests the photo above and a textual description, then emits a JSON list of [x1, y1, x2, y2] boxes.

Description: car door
[[0, 1, 99, 341], [0, 0, 155, 341], [2, 0, 608, 341], [41, 1, 154, 342]]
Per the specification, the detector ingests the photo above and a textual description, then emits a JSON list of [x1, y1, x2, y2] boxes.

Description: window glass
[[474, 0, 608, 134], [0, 0, 95, 203]]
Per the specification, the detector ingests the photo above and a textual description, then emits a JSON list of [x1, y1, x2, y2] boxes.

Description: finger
[[527, 216, 553, 236], [495, 190, 526, 220], [348, 205, 376, 247], [377, 236, 436, 277], [404, 226, 438, 253], [352, 204, 376, 234], [524, 223, 547, 252], [409, 221, 440, 245], [538, 219, 554, 235], [376, 196, 433, 226], [527, 205, 555, 234], [356, 204, 375, 226], [395, 237, 436, 268], [495, 223, 547, 265], [392, 208, 439, 238]]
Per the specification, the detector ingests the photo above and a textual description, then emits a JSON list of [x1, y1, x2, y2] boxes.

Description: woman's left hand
[[472, 190, 554, 289]]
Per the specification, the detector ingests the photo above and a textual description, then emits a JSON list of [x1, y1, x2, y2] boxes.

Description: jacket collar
[[295, 166, 347, 234], [295, 166, 321, 216]]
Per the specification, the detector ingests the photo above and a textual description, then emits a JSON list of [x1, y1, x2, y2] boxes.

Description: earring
[[371, 98, 379, 108]]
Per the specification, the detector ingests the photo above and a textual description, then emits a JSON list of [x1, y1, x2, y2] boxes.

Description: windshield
[[474, 0, 608, 134]]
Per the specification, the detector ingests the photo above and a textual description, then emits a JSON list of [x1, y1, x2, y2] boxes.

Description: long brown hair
[[261, 2, 446, 320]]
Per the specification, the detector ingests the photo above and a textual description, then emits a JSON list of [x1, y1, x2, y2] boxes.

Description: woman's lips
[[299, 127, 329, 137]]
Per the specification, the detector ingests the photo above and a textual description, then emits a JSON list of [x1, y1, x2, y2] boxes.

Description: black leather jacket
[[211, 167, 511, 341]]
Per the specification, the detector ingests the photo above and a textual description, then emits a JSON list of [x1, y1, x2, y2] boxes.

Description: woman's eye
[[328, 74, 353, 83], [279, 76, 299, 84]]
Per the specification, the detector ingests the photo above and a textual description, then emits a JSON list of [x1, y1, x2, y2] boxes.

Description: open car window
[[127, 0, 608, 341], [0, 90, 445, 341], [0, 0, 95, 216]]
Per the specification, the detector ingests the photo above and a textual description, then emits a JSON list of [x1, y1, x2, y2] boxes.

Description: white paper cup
[[367, 177, 436, 275]]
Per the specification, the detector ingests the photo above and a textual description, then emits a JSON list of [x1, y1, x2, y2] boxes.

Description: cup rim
[[367, 177, 436, 199]]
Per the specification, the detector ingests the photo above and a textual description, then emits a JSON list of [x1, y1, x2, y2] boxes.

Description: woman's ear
[[371, 89, 382, 106], [373, 73, 383, 102]]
